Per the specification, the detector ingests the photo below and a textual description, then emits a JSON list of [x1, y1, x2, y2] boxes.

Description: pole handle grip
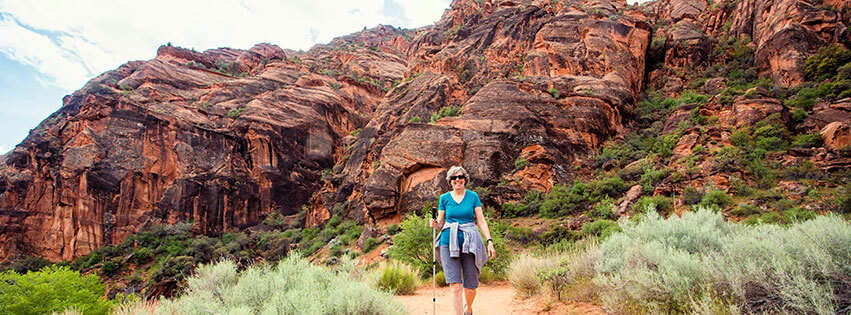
[[431, 206, 437, 219]]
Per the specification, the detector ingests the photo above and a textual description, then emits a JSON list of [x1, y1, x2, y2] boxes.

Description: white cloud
[[0, 14, 92, 90], [0, 0, 450, 93]]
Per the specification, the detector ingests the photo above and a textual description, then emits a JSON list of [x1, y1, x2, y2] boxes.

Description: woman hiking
[[430, 166, 497, 315]]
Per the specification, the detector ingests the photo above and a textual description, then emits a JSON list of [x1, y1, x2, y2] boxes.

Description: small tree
[[389, 213, 437, 276], [0, 266, 113, 315]]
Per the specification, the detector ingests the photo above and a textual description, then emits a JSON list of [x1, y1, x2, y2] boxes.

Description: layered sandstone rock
[[324, 0, 651, 224], [0, 31, 411, 261]]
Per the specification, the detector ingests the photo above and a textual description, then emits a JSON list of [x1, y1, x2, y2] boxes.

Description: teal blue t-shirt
[[438, 189, 482, 246]]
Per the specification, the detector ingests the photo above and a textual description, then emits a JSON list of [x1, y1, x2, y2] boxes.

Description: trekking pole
[[431, 205, 437, 315]]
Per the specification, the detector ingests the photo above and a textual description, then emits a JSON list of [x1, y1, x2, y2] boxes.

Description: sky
[[0, 0, 452, 155]]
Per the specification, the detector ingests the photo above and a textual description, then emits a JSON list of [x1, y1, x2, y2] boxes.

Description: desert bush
[[632, 195, 674, 215], [539, 225, 581, 246], [640, 166, 671, 194], [501, 224, 536, 245], [0, 266, 113, 315], [587, 175, 628, 202], [435, 270, 448, 287], [508, 253, 560, 297], [589, 197, 616, 220], [149, 256, 194, 284], [159, 254, 406, 314], [6, 256, 51, 274], [373, 261, 420, 295], [501, 202, 528, 218], [581, 220, 621, 240], [100, 257, 122, 277], [732, 203, 761, 217], [595, 208, 851, 314], [680, 186, 704, 205], [541, 183, 584, 218], [385, 223, 401, 235], [533, 240, 601, 302], [804, 43, 851, 81], [430, 105, 461, 122], [698, 189, 733, 209], [713, 146, 743, 172], [363, 237, 380, 253], [792, 133, 823, 149], [501, 193, 540, 218], [263, 211, 287, 229]]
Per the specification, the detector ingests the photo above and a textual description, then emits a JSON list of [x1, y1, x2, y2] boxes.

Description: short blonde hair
[[445, 166, 469, 181]]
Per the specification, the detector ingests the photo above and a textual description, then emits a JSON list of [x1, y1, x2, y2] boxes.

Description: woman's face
[[450, 172, 465, 190]]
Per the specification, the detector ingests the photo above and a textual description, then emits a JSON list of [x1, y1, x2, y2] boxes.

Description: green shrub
[[373, 262, 420, 295], [501, 202, 527, 218], [389, 214, 437, 276], [430, 106, 461, 122], [541, 183, 590, 218], [502, 225, 537, 245], [188, 236, 216, 261], [159, 255, 406, 314], [479, 221, 513, 278], [640, 166, 671, 194], [386, 224, 401, 235], [479, 266, 499, 284], [0, 266, 113, 315], [364, 237, 380, 253], [587, 175, 628, 203], [633, 195, 674, 215], [548, 87, 560, 99], [435, 270, 448, 287], [792, 133, 823, 149], [514, 157, 529, 170], [581, 220, 621, 240], [7, 256, 51, 274], [590, 197, 616, 220], [100, 257, 122, 277], [791, 108, 808, 122], [732, 203, 761, 217], [680, 187, 703, 205], [263, 211, 287, 229], [228, 107, 246, 118], [804, 43, 851, 81], [150, 256, 194, 284], [341, 222, 363, 244], [782, 208, 816, 223], [541, 226, 580, 247], [698, 189, 733, 209]]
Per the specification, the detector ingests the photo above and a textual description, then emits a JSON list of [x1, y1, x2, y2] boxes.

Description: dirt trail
[[395, 282, 606, 314]]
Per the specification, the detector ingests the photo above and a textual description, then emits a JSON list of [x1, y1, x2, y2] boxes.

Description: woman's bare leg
[[451, 283, 464, 314], [464, 288, 476, 313]]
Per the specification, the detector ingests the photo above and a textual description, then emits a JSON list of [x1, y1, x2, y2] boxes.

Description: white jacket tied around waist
[[434, 222, 488, 273]]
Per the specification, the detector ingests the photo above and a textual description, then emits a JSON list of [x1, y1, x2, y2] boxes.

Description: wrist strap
[[486, 238, 493, 243]]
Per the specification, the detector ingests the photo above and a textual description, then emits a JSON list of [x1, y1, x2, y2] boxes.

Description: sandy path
[[395, 282, 606, 314]]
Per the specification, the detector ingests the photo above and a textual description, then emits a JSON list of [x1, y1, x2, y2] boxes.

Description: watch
[[486, 238, 493, 243]]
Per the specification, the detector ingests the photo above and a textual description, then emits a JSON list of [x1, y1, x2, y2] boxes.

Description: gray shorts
[[439, 245, 479, 289]]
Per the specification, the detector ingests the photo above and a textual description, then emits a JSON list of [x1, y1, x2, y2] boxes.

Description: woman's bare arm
[[474, 206, 492, 242]]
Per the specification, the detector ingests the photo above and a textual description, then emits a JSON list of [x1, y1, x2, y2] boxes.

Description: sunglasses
[[449, 175, 466, 181]]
